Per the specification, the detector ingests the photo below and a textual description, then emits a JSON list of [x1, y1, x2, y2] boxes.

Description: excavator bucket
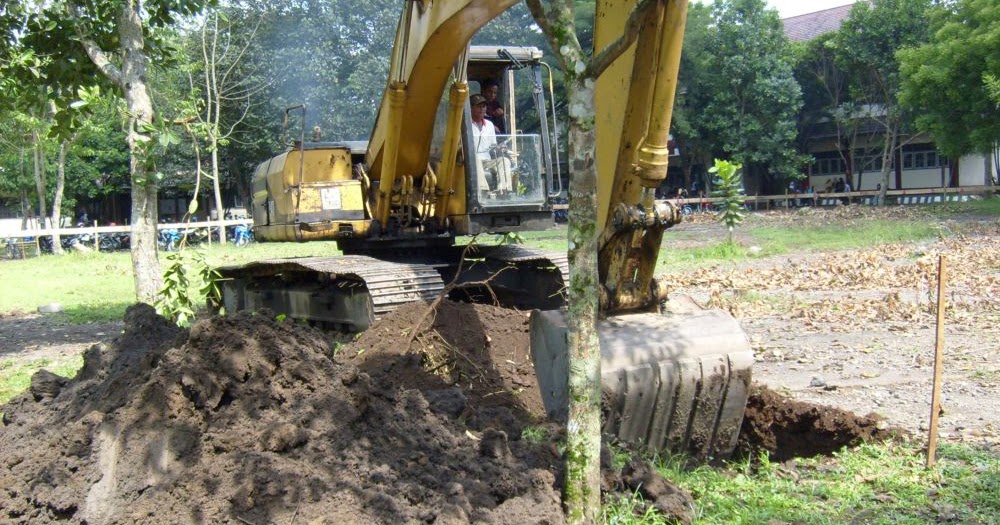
[[530, 299, 754, 459]]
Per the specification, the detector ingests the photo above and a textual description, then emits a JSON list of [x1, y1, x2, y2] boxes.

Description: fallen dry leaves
[[662, 235, 999, 329]]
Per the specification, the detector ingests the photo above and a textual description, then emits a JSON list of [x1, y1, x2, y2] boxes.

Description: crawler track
[[217, 247, 568, 331]]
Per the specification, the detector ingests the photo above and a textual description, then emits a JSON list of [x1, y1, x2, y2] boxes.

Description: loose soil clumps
[[0, 303, 564, 524], [738, 385, 900, 461], [1, 300, 896, 524]]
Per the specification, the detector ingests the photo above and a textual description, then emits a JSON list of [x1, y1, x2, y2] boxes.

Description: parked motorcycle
[[158, 228, 182, 252], [231, 224, 253, 247]]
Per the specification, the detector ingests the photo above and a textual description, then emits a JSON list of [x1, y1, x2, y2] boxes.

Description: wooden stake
[[926, 255, 946, 468]]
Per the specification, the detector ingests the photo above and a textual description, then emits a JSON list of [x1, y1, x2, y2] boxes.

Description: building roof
[[782, 3, 856, 42]]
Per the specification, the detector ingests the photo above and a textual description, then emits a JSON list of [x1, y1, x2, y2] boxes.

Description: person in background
[[788, 180, 800, 207], [482, 79, 506, 133]]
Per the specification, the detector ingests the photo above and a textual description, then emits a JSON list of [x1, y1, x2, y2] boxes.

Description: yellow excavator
[[218, 0, 752, 458]]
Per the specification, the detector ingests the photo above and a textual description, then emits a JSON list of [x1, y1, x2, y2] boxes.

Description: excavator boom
[[529, 0, 754, 460]]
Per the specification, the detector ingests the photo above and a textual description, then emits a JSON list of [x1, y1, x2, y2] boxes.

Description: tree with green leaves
[[836, 0, 933, 202], [898, 0, 1000, 186], [671, 0, 804, 194], [672, 2, 714, 192], [701, 0, 804, 193], [3, 0, 211, 302], [792, 32, 876, 190], [184, 9, 268, 239]]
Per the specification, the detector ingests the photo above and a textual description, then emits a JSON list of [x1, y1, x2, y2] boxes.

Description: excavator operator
[[471, 93, 513, 195]]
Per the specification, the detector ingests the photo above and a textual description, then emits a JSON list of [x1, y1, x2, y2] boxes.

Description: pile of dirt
[[1, 300, 897, 524], [737, 385, 901, 461], [344, 300, 548, 432], [0, 304, 565, 524]]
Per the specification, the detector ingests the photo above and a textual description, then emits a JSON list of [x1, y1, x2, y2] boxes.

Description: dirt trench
[[0, 301, 892, 524]]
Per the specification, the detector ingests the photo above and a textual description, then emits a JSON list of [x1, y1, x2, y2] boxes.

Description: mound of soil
[[344, 300, 548, 434], [1, 300, 895, 524], [738, 385, 900, 462], [0, 304, 564, 524]]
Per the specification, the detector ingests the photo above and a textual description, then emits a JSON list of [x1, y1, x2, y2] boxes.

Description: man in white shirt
[[471, 94, 512, 194]]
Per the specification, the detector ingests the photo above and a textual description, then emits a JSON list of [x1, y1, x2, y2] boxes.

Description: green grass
[[0, 251, 135, 322], [649, 442, 999, 525], [474, 228, 568, 253], [656, 217, 946, 272], [603, 491, 674, 525], [0, 241, 344, 323], [751, 220, 942, 253], [0, 354, 83, 404], [521, 425, 551, 444], [932, 195, 1000, 216]]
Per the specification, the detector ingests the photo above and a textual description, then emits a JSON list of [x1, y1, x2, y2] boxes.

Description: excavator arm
[[365, 0, 520, 230], [530, 0, 754, 460], [224, 0, 753, 459], [594, 0, 687, 314]]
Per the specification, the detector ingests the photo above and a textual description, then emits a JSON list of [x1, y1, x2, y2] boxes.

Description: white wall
[[959, 152, 995, 186]]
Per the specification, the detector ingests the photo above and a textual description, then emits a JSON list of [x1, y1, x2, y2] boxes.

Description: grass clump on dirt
[[655, 442, 999, 525]]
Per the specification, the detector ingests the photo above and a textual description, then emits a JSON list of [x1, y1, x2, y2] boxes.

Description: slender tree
[[187, 9, 267, 238], [526, 1, 667, 522], [836, 0, 933, 202]]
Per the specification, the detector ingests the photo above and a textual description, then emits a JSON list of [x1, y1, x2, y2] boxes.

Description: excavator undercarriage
[[218, 245, 568, 332]]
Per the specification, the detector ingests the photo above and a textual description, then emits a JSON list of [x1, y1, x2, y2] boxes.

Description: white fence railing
[[2, 218, 253, 241]]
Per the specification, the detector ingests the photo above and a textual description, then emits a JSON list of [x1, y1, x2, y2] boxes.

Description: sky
[[766, 0, 856, 18]]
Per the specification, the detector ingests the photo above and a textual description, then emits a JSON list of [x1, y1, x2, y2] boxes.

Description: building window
[[901, 147, 945, 171], [814, 157, 846, 175]]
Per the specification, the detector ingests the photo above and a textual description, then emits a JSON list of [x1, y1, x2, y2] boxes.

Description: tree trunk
[[31, 130, 48, 230], [985, 150, 993, 186], [119, 1, 162, 302], [877, 130, 896, 206], [211, 140, 224, 242], [19, 189, 31, 230], [51, 140, 68, 255], [563, 80, 602, 525]]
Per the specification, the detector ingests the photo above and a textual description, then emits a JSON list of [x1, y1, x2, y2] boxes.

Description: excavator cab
[[417, 45, 562, 236], [461, 46, 560, 215]]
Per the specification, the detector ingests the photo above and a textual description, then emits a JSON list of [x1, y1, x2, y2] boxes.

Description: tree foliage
[[675, 0, 804, 192], [829, 0, 932, 198], [898, 0, 1000, 158]]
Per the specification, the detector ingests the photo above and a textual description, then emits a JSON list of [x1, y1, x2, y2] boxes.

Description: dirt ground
[[660, 205, 999, 451], [0, 204, 996, 524]]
